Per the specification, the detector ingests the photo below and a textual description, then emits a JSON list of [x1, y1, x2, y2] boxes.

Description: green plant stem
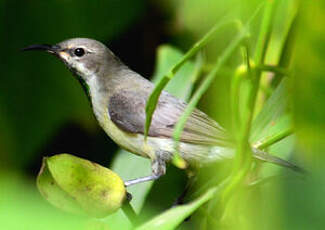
[[145, 20, 242, 168], [190, 52, 205, 83], [144, 19, 240, 140], [172, 25, 252, 166], [171, 5, 265, 167], [258, 64, 291, 76], [247, 175, 283, 189], [121, 201, 138, 227], [221, 0, 277, 218], [230, 45, 251, 133], [254, 128, 293, 149], [230, 69, 244, 132], [253, 0, 277, 65], [221, 52, 253, 210], [272, 2, 299, 87]]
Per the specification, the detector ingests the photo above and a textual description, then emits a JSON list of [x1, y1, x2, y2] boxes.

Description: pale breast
[[87, 76, 155, 159]]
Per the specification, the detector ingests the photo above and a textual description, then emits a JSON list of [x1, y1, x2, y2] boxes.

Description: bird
[[22, 38, 302, 186]]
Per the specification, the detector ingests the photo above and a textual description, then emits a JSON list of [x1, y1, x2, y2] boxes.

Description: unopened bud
[[37, 154, 126, 218]]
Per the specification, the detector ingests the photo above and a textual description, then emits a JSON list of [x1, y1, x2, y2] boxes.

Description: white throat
[[86, 75, 109, 123]]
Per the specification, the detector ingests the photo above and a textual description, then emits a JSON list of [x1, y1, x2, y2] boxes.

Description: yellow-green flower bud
[[235, 60, 256, 79], [37, 154, 126, 218]]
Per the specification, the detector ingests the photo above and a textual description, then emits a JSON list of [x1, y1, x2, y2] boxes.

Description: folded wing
[[108, 89, 231, 146]]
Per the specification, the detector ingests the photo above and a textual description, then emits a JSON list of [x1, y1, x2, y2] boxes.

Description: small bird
[[23, 38, 302, 186]]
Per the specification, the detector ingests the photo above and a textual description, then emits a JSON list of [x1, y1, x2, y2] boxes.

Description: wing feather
[[108, 89, 230, 146]]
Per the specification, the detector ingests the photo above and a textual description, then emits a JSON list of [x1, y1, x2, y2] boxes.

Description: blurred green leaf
[[110, 150, 151, 213], [136, 185, 221, 230], [249, 78, 295, 176], [0, 173, 87, 230], [292, 1, 325, 161], [251, 79, 291, 143], [277, 2, 325, 229], [152, 45, 196, 99]]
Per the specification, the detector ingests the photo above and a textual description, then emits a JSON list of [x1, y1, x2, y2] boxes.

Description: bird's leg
[[124, 157, 166, 187]]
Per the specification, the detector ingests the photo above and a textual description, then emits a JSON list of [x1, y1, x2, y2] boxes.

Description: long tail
[[252, 148, 305, 174]]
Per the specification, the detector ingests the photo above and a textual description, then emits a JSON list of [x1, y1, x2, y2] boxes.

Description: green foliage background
[[0, 0, 325, 229]]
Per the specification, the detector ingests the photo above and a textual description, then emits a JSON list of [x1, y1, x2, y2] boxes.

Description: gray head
[[23, 38, 121, 81]]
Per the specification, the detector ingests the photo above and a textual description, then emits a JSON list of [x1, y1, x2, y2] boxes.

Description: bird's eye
[[74, 48, 85, 57]]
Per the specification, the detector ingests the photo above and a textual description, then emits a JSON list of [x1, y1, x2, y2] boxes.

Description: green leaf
[[254, 128, 293, 150], [152, 45, 196, 100], [0, 173, 88, 230], [251, 78, 291, 143], [248, 79, 295, 176], [110, 150, 151, 213], [136, 185, 221, 230]]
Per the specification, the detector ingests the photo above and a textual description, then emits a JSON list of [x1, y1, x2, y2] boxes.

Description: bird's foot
[[124, 174, 160, 187], [124, 158, 166, 187]]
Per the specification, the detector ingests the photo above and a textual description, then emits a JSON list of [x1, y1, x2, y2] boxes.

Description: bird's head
[[23, 38, 119, 82]]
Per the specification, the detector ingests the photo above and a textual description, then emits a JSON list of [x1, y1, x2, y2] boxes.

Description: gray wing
[[108, 89, 231, 146]]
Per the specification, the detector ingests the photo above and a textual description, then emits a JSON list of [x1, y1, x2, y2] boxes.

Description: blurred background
[[1, 0, 325, 229]]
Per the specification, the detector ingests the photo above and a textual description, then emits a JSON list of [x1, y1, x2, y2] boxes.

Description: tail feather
[[252, 148, 305, 174]]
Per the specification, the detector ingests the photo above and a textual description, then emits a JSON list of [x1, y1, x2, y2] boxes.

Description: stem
[[221, 53, 253, 207], [221, 0, 277, 212], [247, 175, 284, 189], [190, 52, 205, 83], [258, 64, 291, 76], [121, 201, 138, 227], [272, 2, 299, 87], [230, 69, 243, 132], [144, 19, 241, 140], [253, 0, 276, 64], [254, 128, 293, 149], [171, 4, 265, 168], [230, 45, 251, 133], [172, 22, 249, 166]]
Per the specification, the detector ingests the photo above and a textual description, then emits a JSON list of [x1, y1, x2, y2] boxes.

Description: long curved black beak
[[21, 44, 61, 53]]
